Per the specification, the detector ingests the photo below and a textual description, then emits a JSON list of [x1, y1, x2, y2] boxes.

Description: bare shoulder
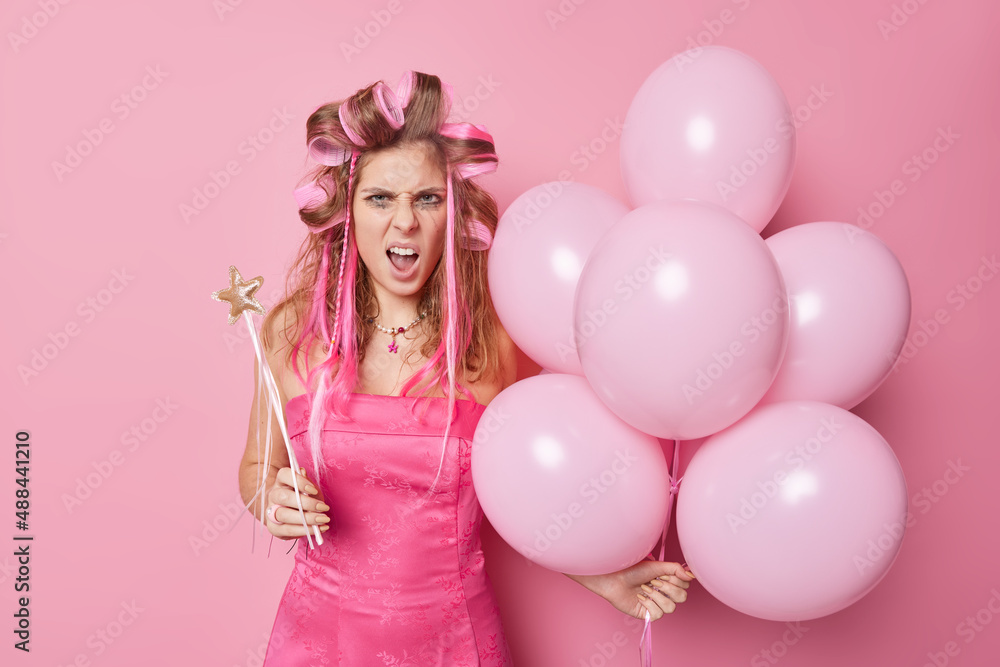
[[258, 302, 293, 373], [467, 326, 519, 407], [260, 300, 316, 404], [262, 299, 302, 351], [496, 325, 518, 389]]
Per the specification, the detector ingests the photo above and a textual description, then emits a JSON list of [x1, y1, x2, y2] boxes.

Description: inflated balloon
[[575, 199, 789, 440], [470, 373, 669, 575], [676, 400, 908, 621], [489, 182, 629, 374], [620, 46, 795, 233], [758, 222, 911, 409]]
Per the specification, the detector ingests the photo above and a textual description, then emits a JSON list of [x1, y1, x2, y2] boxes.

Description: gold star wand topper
[[212, 265, 265, 325], [210, 264, 323, 550]]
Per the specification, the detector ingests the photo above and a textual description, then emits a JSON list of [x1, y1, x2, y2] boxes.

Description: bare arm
[[563, 562, 695, 621], [237, 304, 330, 540], [563, 572, 606, 595], [238, 341, 291, 524]]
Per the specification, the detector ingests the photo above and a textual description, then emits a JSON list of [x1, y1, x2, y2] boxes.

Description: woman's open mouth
[[387, 245, 420, 280]]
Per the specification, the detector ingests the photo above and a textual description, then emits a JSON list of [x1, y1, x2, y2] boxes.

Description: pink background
[[3, 1, 998, 665]]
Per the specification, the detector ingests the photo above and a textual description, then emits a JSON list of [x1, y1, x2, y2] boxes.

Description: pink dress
[[263, 392, 513, 666]]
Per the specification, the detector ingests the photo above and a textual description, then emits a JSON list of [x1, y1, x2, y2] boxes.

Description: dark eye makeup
[[364, 193, 443, 208]]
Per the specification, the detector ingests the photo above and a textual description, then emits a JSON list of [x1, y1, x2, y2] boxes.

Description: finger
[[277, 469, 328, 507], [269, 518, 330, 540], [266, 504, 331, 539], [276, 466, 320, 497], [273, 503, 331, 527], [640, 584, 677, 615], [649, 578, 688, 603], [657, 562, 696, 581], [655, 574, 691, 590], [275, 486, 330, 514], [276, 466, 319, 496], [266, 482, 318, 512], [636, 592, 663, 621]]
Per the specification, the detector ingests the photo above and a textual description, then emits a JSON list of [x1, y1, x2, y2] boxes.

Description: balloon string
[[660, 439, 683, 561], [639, 610, 653, 667], [640, 439, 684, 667]]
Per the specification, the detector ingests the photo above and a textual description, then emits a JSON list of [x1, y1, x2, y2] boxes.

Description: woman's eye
[[366, 193, 440, 208]]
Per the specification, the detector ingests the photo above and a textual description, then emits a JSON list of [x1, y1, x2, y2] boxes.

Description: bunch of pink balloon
[[475, 46, 912, 621]]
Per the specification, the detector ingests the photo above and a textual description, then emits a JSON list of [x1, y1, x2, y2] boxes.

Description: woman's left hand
[[585, 560, 696, 620]]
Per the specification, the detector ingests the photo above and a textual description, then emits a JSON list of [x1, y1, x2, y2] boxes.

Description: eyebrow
[[358, 186, 446, 195]]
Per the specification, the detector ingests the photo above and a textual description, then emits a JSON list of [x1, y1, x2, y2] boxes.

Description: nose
[[391, 195, 419, 233]]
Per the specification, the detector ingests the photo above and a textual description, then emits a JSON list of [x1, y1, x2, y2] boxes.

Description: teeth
[[388, 247, 416, 256]]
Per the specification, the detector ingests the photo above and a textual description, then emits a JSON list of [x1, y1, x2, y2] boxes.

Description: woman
[[238, 71, 694, 666]]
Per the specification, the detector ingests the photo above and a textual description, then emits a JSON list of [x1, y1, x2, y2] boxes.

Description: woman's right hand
[[264, 466, 331, 540]]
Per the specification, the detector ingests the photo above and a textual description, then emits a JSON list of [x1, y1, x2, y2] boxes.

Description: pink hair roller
[[373, 81, 404, 129], [397, 71, 453, 121], [337, 99, 365, 145], [292, 181, 327, 209], [395, 70, 417, 110], [340, 81, 406, 145], [454, 154, 498, 180], [307, 135, 351, 167], [292, 178, 346, 234], [461, 220, 493, 251], [439, 122, 494, 143]]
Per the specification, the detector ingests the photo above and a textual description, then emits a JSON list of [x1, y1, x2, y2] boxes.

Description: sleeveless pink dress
[[263, 392, 513, 666]]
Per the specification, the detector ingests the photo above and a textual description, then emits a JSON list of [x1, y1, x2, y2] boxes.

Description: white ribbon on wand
[[244, 312, 323, 549], [212, 265, 322, 549]]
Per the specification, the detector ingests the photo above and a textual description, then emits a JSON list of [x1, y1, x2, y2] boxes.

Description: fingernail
[[306, 485, 318, 495], [320, 524, 329, 531], [317, 515, 330, 523], [316, 502, 330, 511], [640, 584, 653, 593]]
